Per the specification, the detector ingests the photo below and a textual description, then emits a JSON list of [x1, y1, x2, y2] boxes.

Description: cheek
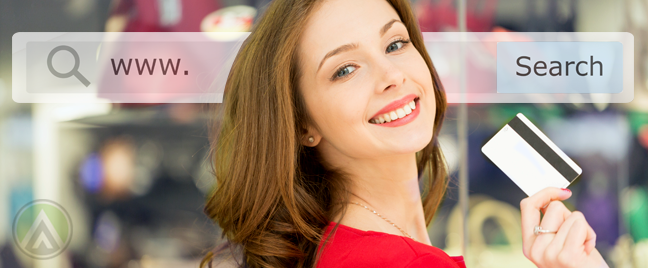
[[303, 81, 375, 157], [406, 54, 436, 113], [402, 53, 434, 94], [317, 91, 368, 137], [305, 88, 363, 136], [314, 72, 374, 125]]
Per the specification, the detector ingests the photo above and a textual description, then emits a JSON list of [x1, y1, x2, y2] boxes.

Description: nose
[[375, 57, 406, 94]]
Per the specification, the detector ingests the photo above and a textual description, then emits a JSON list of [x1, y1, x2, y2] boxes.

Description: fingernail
[[560, 188, 572, 198]]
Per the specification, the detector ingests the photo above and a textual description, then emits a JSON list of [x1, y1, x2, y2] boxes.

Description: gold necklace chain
[[348, 201, 412, 239]]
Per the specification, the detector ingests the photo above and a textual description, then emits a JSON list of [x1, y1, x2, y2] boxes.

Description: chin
[[412, 130, 435, 152], [391, 125, 434, 154], [411, 111, 436, 149]]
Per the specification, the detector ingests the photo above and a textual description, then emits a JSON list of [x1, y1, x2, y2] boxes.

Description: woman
[[203, 0, 609, 267]]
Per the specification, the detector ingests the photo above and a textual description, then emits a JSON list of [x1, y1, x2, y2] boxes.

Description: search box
[[14, 32, 247, 103], [12, 32, 633, 103]]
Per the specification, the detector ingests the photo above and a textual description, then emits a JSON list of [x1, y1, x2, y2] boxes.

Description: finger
[[520, 187, 572, 257], [576, 217, 597, 255], [540, 202, 549, 215], [530, 201, 571, 263], [537, 201, 571, 240], [584, 224, 597, 254], [564, 212, 597, 256], [544, 208, 579, 263]]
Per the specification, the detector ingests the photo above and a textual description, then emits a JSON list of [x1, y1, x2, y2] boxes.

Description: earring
[[308, 136, 314, 143]]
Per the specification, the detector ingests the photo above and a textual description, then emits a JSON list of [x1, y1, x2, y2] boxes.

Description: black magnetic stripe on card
[[508, 116, 579, 181]]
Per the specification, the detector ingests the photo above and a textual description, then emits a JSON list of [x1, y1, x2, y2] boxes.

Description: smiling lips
[[369, 94, 419, 124]]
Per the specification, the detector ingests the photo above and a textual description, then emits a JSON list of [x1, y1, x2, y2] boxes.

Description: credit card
[[481, 113, 582, 196]]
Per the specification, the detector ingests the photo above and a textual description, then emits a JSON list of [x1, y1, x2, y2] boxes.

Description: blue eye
[[386, 38, 410, 53], [387, 41, 403, 53], [332, 65, 356, 80]]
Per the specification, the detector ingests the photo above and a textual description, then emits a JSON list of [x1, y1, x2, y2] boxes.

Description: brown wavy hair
[[202, 0, 449, 267]]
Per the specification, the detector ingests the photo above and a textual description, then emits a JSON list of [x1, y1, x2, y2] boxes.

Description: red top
[[316, 222, 466, 268]]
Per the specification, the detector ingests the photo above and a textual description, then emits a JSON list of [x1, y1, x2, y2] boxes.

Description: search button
[[47, 45, 90, 87]]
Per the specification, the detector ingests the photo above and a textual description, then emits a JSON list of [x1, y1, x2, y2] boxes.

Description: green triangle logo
[[12, 200, 72, 259]]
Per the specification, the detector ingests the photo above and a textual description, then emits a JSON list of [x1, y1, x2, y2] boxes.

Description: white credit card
[[481, 113, 582, 196]]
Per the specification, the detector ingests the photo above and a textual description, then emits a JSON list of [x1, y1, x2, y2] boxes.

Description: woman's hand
[[520, 187, 609, 268]]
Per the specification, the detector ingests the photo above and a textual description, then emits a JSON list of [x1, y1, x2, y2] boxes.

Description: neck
[[322, 146, 430, 244], [347, 153, 421, 218]]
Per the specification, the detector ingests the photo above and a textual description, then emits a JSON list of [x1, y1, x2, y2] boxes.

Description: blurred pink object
[[416, 0, 497, 32]]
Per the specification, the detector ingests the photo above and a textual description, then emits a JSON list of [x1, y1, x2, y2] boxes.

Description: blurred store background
[[1, 0, 647, 267]]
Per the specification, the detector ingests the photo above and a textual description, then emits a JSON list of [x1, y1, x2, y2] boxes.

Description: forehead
[[298, 0, 402, 67]]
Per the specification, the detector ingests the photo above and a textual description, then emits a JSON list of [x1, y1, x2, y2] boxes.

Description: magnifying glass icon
[[47, 45, 91, 87]]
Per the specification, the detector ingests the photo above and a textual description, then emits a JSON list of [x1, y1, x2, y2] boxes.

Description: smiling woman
[[201, 0, 451, 267]]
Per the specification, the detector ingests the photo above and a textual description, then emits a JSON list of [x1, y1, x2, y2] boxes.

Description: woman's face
[[297, 0, 436, 162]]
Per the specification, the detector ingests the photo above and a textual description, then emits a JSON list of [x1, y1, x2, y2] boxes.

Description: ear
[[300, 125, 322, 147]]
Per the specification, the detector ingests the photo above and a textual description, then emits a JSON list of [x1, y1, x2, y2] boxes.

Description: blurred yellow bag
[[442, 195, 536, 268]]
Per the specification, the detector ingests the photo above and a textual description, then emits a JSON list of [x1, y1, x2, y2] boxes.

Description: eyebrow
[[316, 19, 403, 74]]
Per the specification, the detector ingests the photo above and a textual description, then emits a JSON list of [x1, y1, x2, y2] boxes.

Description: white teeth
[[396, 108, 406, 118], [370, 98, 418, 124], [389, 111, 398, 121], [403, 105, 412, 114]]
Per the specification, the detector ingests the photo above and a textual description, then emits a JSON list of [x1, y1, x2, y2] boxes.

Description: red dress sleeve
[[317, 222, 466, 268]]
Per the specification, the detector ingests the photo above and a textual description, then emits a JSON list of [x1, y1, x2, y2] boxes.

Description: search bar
[[14, 32, 248, 103], [12, 32, 633, 103]]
